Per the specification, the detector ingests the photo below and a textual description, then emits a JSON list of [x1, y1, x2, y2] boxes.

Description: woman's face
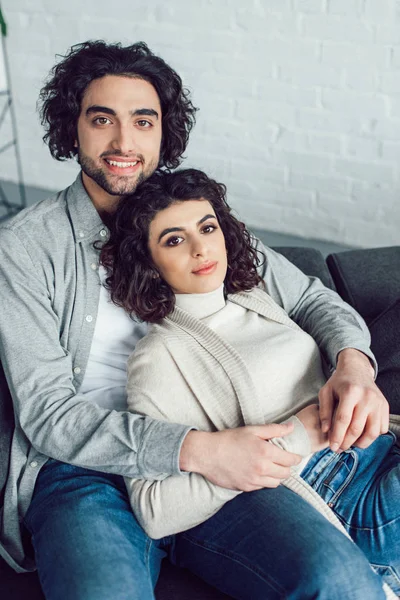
[[148, 199, 228, 294]]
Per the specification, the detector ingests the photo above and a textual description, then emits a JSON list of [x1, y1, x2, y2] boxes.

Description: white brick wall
[[1, 0, 400, 247]]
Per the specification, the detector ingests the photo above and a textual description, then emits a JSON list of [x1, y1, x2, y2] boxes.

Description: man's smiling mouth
[[105, 159, 139, 168]]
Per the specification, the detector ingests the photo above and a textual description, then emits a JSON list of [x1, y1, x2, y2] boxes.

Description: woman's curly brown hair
[[101, 168, 265, 323], [38, 40, 197, 169]]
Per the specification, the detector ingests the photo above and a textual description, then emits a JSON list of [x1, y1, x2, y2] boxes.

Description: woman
[[101, 168, 400, 598]]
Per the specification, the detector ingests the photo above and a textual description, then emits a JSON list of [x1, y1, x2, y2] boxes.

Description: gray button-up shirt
[[0, 174, 375, 571]]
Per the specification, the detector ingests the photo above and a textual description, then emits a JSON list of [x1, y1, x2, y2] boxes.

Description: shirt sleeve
[[0, 227, 190, 479], [254, 240, 377, 374]]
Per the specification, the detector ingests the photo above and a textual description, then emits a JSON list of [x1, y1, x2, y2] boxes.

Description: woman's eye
[[202, 224, 216, 234], [166, 236, 184, 246]]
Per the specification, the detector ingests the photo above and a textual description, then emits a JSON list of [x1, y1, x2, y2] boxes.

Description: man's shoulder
[[0, 187, 70, 236]]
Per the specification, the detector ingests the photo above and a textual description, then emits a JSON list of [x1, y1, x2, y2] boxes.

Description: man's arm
[[255, 241, 389, 450], [0, 227, 189, 480], [255, 242, 376, 371]]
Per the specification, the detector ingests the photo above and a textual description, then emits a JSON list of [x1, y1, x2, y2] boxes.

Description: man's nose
[[111, 124, 137, 155]]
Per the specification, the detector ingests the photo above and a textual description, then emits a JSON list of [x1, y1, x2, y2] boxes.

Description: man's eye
[[166, 236, 184, 246], [137, 120, 152, 128], [94, 117, 111, 125]]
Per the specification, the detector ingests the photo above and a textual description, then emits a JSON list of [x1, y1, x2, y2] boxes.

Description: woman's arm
[[126, 339, 301, 537]]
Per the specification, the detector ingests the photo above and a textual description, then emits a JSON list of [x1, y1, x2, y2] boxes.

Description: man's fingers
[[380, 399, 389, 434], [318, 384, 335, 433], [354, 414, 382, 449], [338, 404, 371, 451], [328, 403, 355, 452], [261, 462, 292, 481]]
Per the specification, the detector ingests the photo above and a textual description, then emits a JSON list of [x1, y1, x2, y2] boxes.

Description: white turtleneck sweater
[[124, 285, 328, 539], [175, 285, 326, 426]]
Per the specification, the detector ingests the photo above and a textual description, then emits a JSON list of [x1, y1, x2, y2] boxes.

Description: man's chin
[[94, 173, 145, 196]]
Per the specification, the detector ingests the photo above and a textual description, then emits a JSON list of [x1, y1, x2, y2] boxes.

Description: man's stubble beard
[[77, 149, 159, 196]]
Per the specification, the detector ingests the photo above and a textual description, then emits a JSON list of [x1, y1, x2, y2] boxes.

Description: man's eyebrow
[[85, 105, 116, 117], [132, 108, 159, 119], [85, 106, 159, 119], [157, 214, 217, 243]]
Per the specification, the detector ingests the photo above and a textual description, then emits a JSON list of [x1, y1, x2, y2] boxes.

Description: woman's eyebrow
[[157, 214, 217, 243]]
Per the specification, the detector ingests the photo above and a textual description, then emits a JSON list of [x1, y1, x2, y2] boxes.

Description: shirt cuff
[[137, 420, 196, 480]]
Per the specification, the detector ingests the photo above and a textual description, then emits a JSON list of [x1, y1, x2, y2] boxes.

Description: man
[[0, 41, 388, 599]]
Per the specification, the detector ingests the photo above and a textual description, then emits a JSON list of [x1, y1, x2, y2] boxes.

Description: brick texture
[[0, 0, 399, 247]]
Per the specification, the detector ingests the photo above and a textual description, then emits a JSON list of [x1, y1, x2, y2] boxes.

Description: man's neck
[[81, 171, 121, 217]]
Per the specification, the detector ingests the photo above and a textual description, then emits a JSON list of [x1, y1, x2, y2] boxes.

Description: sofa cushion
[[370, 299, 400, 415], [327, 247, 400, 324]]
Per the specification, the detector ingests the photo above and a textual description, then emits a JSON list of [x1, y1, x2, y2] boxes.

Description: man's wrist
[[179, 430, 210, 474], [336, 348, 375, 377]]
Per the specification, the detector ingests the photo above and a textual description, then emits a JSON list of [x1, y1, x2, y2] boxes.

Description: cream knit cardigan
[[126, 288, 399, 599]]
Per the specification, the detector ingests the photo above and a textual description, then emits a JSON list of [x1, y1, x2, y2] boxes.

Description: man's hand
[[179, 422, 303, 492], [296, 404, 329, 453], [319, 348, 389, 452]]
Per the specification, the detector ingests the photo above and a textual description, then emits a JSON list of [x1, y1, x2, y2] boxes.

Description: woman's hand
[[296, 404, 329, 453]]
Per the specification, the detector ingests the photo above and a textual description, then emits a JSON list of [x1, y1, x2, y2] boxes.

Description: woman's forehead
[[150, 199, 216, 230]]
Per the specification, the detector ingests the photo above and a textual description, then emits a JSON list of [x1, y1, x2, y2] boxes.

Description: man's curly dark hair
[[38, 40, 197, 168], [101, 168, 264, 323]]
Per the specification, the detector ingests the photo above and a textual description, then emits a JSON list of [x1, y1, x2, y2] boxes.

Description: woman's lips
[[192, 261, 218, 275]]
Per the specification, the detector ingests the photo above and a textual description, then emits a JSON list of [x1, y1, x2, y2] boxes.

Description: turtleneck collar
[[174, 284, 226, 319]]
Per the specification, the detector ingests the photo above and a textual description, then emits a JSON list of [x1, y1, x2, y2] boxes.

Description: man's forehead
[[81, 75, 161, 112]]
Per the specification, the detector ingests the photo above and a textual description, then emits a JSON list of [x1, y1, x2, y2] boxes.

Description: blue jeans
[[301, 431, 400, 595], [25, 459, 385, 600]]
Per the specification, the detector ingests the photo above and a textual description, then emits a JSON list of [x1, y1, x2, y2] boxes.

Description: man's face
[[76, 75, 162, 210]]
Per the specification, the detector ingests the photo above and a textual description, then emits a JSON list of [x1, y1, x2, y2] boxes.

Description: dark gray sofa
[[1, 245, 399, 600]]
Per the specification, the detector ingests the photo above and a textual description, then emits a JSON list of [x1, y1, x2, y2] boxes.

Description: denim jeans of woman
[[24, 456, 389, 600], [300, 430, 400, 595]]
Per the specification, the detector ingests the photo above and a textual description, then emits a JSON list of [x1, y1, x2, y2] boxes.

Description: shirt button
[[85, 315, 93, 323], [73, 366, 81, 375], [91, 263, 98, 270], [99, 229, 107, 237], [30, 461, 38, 468], [79, 231, 85, 238]]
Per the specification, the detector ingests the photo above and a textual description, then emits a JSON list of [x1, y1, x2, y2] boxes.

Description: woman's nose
[[192, 238, 207, 257]]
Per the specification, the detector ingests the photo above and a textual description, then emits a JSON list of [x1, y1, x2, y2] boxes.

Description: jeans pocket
[[371, 563, 400, 595], [317, 451, 358, 506]]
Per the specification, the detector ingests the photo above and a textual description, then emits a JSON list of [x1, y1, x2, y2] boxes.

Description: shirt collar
[[66, 172, 106, 242]]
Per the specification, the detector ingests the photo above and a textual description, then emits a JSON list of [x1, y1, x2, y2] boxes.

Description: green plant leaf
[[0, 7, 7, 38]]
